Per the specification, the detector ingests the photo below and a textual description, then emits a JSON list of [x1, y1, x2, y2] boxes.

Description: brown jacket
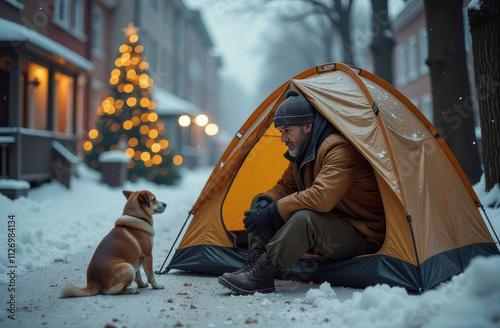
[[265, 133, 386, 246]]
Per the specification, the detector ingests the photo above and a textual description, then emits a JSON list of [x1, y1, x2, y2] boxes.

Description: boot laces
[[247, 257, 268, 276]]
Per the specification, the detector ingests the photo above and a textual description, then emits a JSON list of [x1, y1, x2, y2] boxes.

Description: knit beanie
[[274, 89, 315, 128]]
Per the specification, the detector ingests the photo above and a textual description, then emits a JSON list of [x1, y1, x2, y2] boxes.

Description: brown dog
[[60, 190, 166, 297]]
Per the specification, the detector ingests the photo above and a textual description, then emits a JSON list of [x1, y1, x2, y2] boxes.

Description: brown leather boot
[[218, 253, 279, 295], [220, 249, 264, 282]]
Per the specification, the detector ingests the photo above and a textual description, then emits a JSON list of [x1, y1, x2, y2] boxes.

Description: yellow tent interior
[[159, 63, 500, 292]]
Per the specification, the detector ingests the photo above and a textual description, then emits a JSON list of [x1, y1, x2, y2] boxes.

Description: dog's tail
[[60, 283, 100, 298]]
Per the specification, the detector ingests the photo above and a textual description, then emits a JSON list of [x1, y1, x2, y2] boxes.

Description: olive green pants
[[248, 209, 380, 271]]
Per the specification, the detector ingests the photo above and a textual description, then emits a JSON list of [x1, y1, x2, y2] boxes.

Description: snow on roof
[[153, 87, 199, 116], [0, 136, 15, 143], [0, 178, 30, 190], [98, 150, 131, 164], [0, 17, 94, 71]]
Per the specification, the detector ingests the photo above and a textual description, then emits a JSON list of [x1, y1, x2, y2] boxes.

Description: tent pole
[[407, 215, 424, 293], [156, 212, 194, 274], [480, 205, 500, 246]]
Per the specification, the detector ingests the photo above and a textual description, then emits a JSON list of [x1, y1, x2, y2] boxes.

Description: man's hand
[[243, 201, 282, 236], [250, 197, 271, 211]]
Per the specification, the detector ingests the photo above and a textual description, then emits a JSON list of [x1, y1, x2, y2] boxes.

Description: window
[[53, 0, 86, 40], [161, 0, 169, 30], [54, 0, 70, 28], [92, 6, 104, 53], [418, 28, 429, 75], [54, 71, 75, 134], [407, 36, 418, 82], [409, 97, 419, 109], [420, 93, 433, 123], [21, 61, 49, 131], [72, 0, 84, 34], [395, 43, 407, 87], [176, 16, 185, 49], [141, 33, 158, 72]]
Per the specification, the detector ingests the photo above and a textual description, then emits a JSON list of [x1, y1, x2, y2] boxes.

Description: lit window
[[54, 72, 75, 134]]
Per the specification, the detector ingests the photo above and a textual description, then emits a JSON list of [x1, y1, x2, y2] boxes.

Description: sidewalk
[[2, 249, 329, 328]]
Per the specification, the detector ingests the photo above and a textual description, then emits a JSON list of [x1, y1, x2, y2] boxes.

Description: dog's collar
[[115, 215, 155, 236]]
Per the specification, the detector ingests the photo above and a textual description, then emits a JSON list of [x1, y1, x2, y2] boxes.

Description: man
[[218, 89, 386, 295]]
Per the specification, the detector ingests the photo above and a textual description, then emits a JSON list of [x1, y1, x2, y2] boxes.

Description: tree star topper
[[122, 22, 140, 37]]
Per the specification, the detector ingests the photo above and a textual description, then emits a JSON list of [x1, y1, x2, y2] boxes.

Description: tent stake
[[156, 212, 194, 274], [480, 205, 500, 246]]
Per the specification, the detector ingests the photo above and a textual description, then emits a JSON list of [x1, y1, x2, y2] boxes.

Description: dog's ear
[[139, 192, 150, 208], [123, 190, 134, 199]]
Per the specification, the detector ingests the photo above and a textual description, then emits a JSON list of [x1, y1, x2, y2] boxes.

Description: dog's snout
[[161, 202, 167, 208]]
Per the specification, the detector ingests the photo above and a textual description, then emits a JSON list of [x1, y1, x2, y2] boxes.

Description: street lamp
[[178, 115, 191, 127], [194, 114, 208, 127], [205, 123, 219, 136]]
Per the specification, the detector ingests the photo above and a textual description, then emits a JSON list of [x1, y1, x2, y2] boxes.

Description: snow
[[0, 179, 30, 190], [468, 0, 481, 11], [0, 136, 15, 143], [377, 150, 387, 159], [52, 141, 79, 165], [153, 86, 199, 116], [0, 163, 499, 327], [98, 150, 131, 164], [0, 18, 94, 71]]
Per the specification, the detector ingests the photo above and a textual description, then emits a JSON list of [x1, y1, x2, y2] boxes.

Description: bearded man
[[218, 89, 386, 295]]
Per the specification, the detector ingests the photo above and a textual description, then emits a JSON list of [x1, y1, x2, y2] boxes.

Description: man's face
[[277, 124, 312, 157]]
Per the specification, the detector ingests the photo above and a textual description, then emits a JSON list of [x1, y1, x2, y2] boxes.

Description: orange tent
[[159, 63, 499, 292]]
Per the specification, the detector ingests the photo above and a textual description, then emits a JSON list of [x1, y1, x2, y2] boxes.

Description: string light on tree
[[84, 22, 180, 184]]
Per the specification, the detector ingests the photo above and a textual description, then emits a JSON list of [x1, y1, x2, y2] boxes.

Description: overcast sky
[[184, 0, 407, 133], [185, 1, 274, 96]]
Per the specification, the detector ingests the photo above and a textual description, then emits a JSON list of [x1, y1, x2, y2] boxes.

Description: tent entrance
[[221, 124, 289, 248]]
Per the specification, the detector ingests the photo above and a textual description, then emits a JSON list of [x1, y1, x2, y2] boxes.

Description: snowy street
[[1, 164, 500, 328]]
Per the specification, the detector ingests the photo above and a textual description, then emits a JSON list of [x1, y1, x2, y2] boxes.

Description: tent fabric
[[161, 63, 499, 292]]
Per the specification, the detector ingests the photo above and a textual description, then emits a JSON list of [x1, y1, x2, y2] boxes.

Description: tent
[[158, 63, 500, 292]]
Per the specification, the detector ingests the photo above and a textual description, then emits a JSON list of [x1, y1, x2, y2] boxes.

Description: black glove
[[249, 196, 272, 211], [243, 201, 282, 236]]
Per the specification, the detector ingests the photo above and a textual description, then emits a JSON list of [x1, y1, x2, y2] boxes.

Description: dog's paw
[[137, 282, 149, 288], [152, 282, 164, 289]]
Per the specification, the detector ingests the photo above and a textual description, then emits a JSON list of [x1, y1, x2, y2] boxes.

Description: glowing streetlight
[[178, 115, 191, 127], [205, 123, 219, 136], [195, 114, 208, 127]]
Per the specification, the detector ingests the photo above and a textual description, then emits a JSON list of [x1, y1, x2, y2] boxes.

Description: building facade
[[0, 0, 222, 196], [89, 0, 222, 168], [391, 0, 476, 127], [0, 0, 92, 187]]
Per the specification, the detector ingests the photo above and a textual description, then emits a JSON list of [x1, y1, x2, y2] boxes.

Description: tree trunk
[[333, 0, 354, 64], [423, 0, 482, 184], [370, 0, 394, 84], [468, 0, 500, 191]]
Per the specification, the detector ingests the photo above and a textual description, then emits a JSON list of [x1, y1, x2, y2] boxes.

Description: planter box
[[99, 151, 130, 187], [0, 179, 30, 200]]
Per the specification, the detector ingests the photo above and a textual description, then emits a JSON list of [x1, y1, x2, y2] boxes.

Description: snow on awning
[[0, 18, 94, 71], [153, 87, 199, 116]]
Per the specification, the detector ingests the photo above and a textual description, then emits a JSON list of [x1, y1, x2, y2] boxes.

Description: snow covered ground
[[1, 163, 499, 327]]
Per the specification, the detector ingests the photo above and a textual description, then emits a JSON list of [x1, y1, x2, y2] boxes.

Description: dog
[[60, 190, 166, 297]]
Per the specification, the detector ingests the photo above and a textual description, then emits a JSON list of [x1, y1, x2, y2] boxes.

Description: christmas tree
[[84, 23, 180, 185]]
